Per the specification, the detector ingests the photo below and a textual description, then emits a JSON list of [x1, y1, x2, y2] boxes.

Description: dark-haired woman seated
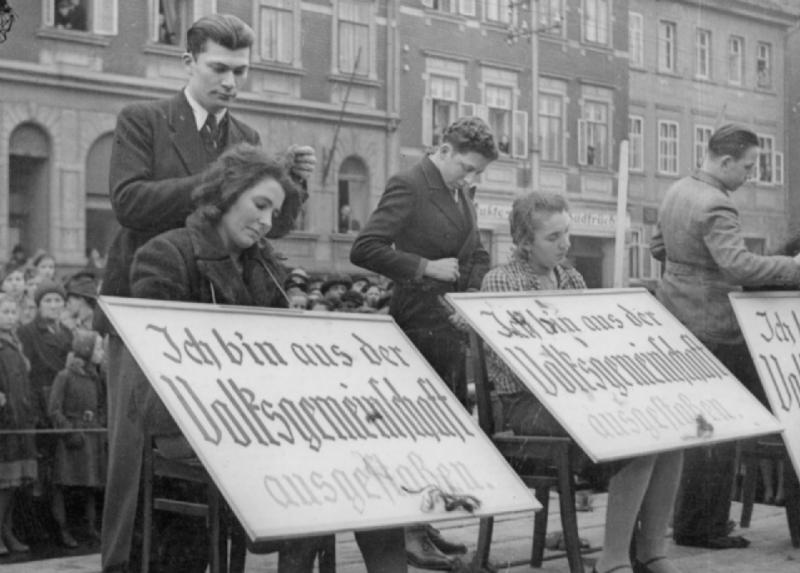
[[131, 143, 405, 572]]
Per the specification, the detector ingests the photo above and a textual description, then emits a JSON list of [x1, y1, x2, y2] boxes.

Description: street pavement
[[8, 494, 799, 572]]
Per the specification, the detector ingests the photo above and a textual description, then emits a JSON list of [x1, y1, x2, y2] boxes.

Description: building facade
[[626, 0, 798, 288], [534, 0, 630, 287], [0, 0, 400, 275]]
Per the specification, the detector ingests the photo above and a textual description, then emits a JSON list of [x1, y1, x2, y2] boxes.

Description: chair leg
[[740, 458, 757, 528], [473, 516, 494, 570], [208, 487, 223, 573], [530, 485, 550, 567], [555, 450, 584, 573], [318, 534, 336, 573], [141, 446, 153, 573], [783, 461, 800, 548], [228, 519, 247, 573]]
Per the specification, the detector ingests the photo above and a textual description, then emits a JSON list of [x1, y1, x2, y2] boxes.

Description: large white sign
[[99, 297, 539, 542], [730, 291, 800, 479], [447, 288, 781, 462]]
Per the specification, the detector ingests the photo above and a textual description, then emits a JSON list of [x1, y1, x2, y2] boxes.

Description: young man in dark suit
[[99, 13, 315, 573], [351, 116, 498, 570]]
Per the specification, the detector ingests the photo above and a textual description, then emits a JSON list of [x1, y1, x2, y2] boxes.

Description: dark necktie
[[200, 113, 220, 159]]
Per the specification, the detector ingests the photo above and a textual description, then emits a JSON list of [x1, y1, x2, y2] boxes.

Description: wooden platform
[[13, 495, 800, 572]]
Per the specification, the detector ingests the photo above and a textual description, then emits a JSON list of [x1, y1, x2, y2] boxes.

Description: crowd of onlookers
[[0, 243, 396, 559]]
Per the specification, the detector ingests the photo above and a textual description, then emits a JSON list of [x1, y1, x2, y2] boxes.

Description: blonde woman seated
[[481, 192, 683, 573]]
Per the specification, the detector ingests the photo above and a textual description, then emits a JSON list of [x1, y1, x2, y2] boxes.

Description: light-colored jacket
[[651, 170, 800, 344]]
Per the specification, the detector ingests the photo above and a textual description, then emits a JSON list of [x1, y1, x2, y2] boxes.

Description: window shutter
[[775, 152, 784, 185], [577, 119, 588, 165], [512, 110, 529, 158], [93, 0, 119, 35], [43, 0, 54, 27], [460, 103, 475, 116], [422, 97, 433, 146], [474, 104, 489, 122]]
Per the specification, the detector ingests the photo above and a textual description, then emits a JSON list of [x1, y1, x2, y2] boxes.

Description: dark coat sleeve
[[463, 238, 490, 292], [109, 103, 205, 233], [130, 234, 194, 302], [350, 173, 424, 281]]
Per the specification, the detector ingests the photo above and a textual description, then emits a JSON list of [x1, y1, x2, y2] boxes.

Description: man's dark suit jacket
[[350, 155, 489, 331], [100, 91, 300, 316]]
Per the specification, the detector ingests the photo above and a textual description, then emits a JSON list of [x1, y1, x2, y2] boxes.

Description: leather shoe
[[426, 524, 467, 555], [406, 528, 455, 570]]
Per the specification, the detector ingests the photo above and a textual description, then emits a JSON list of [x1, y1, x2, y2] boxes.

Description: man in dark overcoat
[[99, 13, 315, 573], [350, 116, 498, 570]]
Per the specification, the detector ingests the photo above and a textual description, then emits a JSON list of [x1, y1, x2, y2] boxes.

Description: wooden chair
[[141, 436, 336, 573], [469, 333, 590, 573], [141, 437, 243, 573], [738, 436, 800, 548]]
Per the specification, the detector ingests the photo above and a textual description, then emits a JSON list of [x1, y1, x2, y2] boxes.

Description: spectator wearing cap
[[284, 267, 310, 298], [48, 329, 106, 548], [321, 273, 352, 303], [351, 276, 369, 294], [364, 283, 383, 309], [18, 280, 73, 427], [63, 272, 99, 332], [338, 289, 365, 312]]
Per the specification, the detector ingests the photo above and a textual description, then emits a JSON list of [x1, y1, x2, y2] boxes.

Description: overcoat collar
[[183, 213, 282, 307], [165, 92, 249, 176], [420, 156, 466, 231]]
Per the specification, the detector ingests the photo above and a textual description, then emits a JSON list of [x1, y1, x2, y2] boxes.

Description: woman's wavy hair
[[192, 143, 292, 224], [509, 191, 570, 250]]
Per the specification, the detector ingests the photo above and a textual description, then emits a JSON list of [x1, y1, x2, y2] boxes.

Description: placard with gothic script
[[98, 297, 538, 542], [730, 291, 800, 479], [447, 288, 781, 462]]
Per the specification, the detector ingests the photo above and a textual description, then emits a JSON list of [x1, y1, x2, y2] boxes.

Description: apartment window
[[540, 93, 564, 164], [459, 0, 476, 17], [628, 229, 644, 279], [628, 116, 644, 171], [539, 0, 564, 36], [426, 75, 460, 146], [696, 29, 711, 79], [259, 0, 295, 64], [150, 0, 216, 45], [694, 125, 713, 169], [757, 42, 772, 88], [728, 36, 743, 85], [583, 0, 609, 45], [45, 0, 119, 35], [658, 121, 679, 175], [629, 12, 643, 67], [422, 0, 455, 12], [338, 0, 370, 76], [755, 135, 782, 185], [578, 100, 609, 168], [486, 85, 513, 155], [485, 0, 512, 24], [658, 21, 677, 73]]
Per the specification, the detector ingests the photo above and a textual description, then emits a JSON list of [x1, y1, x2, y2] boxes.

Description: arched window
[[336, 156, 368, 234], [9, 123, 51, 255], [85, 133, 120, 261]]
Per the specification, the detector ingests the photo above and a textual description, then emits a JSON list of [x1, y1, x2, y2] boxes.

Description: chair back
[[469, 331, 495, 435]]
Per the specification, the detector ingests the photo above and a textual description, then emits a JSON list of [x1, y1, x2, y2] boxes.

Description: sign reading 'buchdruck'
[[448, 288, 780, 462], [98, 297, 538, 542], [730, 291, 800, 480]]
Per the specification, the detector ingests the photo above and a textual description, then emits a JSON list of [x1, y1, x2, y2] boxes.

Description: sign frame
[[99, 296, 540, 542]]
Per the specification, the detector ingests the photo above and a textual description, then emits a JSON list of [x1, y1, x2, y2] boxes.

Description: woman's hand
[[287, 145, 317, 182]]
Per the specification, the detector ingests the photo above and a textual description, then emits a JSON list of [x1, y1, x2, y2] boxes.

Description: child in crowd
[[62, 272, 99, 332], [0, 266, 34, 325], [0, 294, 37, 556], [48, 330, 106, 548], [31, 253, 57, 285]]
